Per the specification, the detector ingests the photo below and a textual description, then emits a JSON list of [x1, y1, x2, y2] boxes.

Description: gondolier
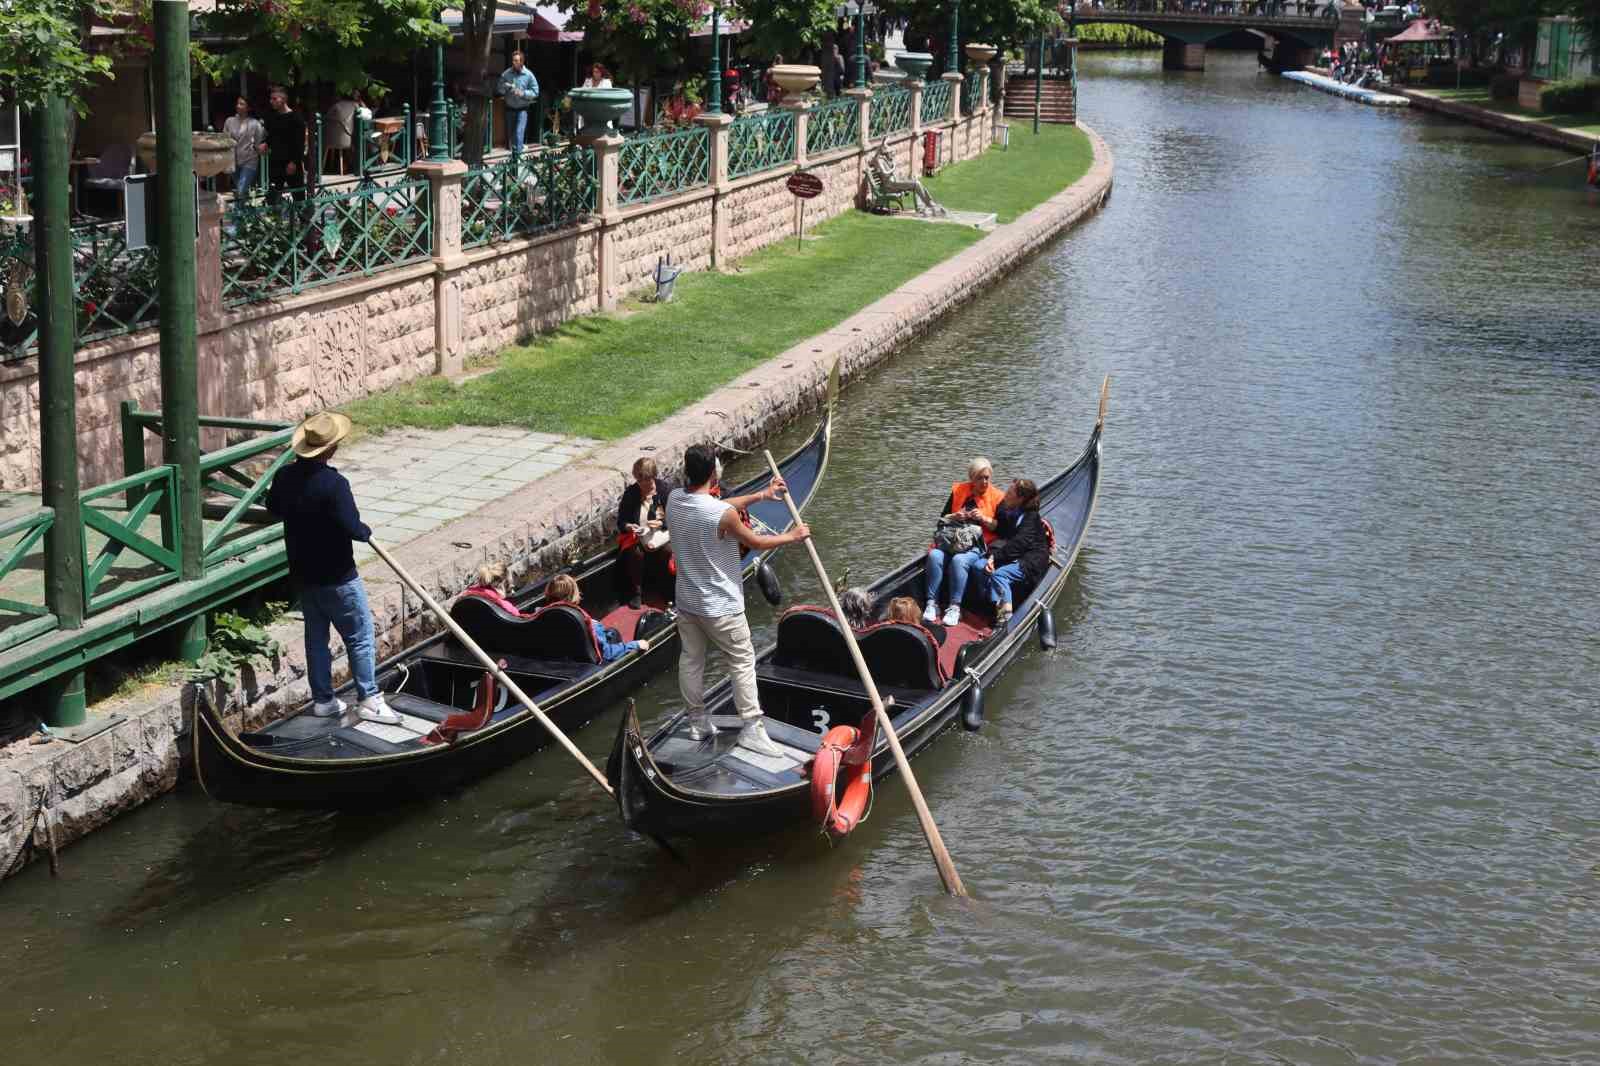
[[266, 412, 399, 726], [668, 443, 810, 756]]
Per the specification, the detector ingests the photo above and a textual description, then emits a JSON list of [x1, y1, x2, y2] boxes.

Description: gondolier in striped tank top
[[667, 443, 810, 757]]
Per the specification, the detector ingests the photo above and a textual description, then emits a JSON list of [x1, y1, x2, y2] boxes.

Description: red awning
[[1387, 19, 1452, 43]]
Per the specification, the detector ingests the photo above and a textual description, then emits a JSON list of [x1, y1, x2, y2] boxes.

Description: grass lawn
[[346, 123, 1095, 439], [924, 123, 1095, 223], [1419, 87, 1600, 138]]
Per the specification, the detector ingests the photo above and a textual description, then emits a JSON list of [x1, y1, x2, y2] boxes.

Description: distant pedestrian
[[498, 51, 540, 154], [258, 85, 307, 201], [223, 96, 264, 197], [265, 412, 399, 725], [667, 443, 809, 755], [831, 42, 847, 94]]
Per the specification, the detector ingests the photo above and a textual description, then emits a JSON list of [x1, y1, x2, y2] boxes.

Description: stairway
[[1003, 76, 1076, 125]]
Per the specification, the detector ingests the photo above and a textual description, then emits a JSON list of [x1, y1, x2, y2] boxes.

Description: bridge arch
[[1071, 4, 1339, 71]]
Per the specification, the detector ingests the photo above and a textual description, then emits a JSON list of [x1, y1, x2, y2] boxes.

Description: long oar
[[761, 451, 968, 897], [368, 538, 614, 797], [1508, 153, 1594, 180]]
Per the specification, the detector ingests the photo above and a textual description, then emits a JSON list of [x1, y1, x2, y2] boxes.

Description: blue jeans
[[509, 107, 530, 153], [235, 161, 258, 196], [988, 562, 1028, 608], [302, 576, 378, 703], [926, 547, 984, 606]]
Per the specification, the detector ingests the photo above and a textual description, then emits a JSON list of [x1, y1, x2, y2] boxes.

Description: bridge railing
[[1070, 0, 1335, 18]]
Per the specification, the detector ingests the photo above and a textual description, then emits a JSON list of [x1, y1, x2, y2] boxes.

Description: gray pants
[[678, 611, 762, 720]]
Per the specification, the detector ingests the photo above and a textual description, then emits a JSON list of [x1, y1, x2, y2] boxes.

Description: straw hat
[[292, 411, 352, 460]]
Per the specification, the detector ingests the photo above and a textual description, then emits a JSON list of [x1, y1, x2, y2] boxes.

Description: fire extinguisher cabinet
[[922, 129, 942, 175]]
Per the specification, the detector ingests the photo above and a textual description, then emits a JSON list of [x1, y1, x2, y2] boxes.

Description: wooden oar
[[761, 451, 968, 898], [368, 538, 614, 797]]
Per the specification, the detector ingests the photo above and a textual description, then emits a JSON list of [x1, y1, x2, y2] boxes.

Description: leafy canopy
[[0, 0, 143, 114]]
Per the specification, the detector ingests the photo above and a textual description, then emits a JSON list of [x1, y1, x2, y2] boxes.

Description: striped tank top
[[666, 488, 745, 618]]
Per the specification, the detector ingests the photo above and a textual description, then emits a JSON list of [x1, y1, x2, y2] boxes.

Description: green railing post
[[355, 112, 369, 180], [402, 104, 414, 164], [155, 0, 206, 663], [313, 113, 324, 193], [35, 93, 87, 726], [120, 400, 148, 511]]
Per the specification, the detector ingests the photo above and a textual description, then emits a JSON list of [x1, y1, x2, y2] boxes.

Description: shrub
[[1489, 72, 1519, 99], [1539, 76, 1600, 114]]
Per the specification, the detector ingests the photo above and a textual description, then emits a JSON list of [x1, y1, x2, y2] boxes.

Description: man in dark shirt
[[265, 412, 399, 724], [257, 86, 307, 201]]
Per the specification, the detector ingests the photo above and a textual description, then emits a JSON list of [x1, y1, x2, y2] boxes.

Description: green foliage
[[1489, 71, 1520, 98], [1074, 22, 1161, 48], [0, 0, 145, 114], [1540, 75, 1600, 112], [197, 0, 448, 96], [881, 0, 1061, 54], [558, 0, 704, 88], [187, 606, 285, 683], [731, 0, 840, 59]]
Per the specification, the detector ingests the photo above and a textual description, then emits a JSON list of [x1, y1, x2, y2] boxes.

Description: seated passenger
[[839, 587, 876, 631], [888, 594, 944, 644], [984, 479, 1047, 627], [617, 456, 675, 610], [546, 573, 651, 662], [924, 457, 1005, 628], [461, 561, 527, 617]]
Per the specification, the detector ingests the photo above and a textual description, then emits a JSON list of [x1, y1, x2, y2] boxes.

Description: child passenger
[[546, 574, 651, 662]]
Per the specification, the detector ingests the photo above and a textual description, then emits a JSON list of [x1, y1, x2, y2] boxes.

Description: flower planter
[[965, 43, 998, 64], [136, 130, 236, 177], [769, 64, 822, 106], [894, 52, 935, 82], [568, 87, 634, 133], [873, 68, 908, 86]]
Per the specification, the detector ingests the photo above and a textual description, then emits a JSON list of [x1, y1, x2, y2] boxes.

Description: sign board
[[786, 171, 824, 200], [124, 173, 199, 251]]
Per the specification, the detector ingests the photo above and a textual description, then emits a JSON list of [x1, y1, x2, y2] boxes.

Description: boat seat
[[420, 642, 595, 685], [755, 662, 927, 708], [449, 596, 602, 663], [771, 607, 946, 691]]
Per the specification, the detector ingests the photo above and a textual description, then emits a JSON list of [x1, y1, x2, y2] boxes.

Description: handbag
[[933, 516, 983, 555], [641, 528, 670, 552]]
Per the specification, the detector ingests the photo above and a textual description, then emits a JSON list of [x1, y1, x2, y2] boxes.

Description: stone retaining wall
[[1400, 88, 1600, 153], [0, 98, 1003, 494], [0, 124, 1114, 881]]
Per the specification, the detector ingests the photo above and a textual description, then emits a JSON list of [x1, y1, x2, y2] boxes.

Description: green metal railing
[[617, 126, 711, 206], [221, 178, 433, 305], [0, 507, 57, 652], [356, 106, 415, 180], [962, 72, 984, 116], [728, 109, 797, 179], [0, 220, 160, 362], [870, 86, 914, 139], [80, 463, 180, 613], [461, 145, 597, 249], [921, 80, 953, 124], [446, 101, 496, 160], [806, 97, 860, 157]]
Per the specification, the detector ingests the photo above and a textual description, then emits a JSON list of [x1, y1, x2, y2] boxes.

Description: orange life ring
[[811, 723, 873, 840]]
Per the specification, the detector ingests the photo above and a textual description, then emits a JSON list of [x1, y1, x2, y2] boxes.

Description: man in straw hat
[[265, 411, 400, 724]]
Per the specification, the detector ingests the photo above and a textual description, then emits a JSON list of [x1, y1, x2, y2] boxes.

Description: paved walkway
[[336, 426, 598, 561]]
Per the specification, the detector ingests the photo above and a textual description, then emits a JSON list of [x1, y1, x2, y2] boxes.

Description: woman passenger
[[617, 456, 675, 609], [546, 574, 650, 662], [924, 457, 1005, 627], [838, 587, 876, 630], [984, 479, 1047, 628], [887, 594, 945, 644], [460, 561, 527, 616]]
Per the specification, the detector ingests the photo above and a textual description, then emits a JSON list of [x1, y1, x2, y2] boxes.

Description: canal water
[[4, 51, 1598, 1064]]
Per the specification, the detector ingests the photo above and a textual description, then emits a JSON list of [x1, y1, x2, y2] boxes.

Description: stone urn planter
[[568, 87, 634, 133], [894, 52, 935, 81], [872, 67, 908, 86], [965, 43, 998, 64], [136, 130, 236, 176], [769, 64, 822, 105]]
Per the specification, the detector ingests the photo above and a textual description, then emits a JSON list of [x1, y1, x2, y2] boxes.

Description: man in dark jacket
[[984, 479, 1048, 628], [265, 412, 399, 724], [258, 85, 307, 201]]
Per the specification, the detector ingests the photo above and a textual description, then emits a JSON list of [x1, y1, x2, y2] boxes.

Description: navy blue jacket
[[265, 458, 371, 586]]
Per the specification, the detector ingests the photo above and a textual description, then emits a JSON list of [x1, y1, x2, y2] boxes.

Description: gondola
[[608, 380, 1106, 841], [195, 389, 836, 810]]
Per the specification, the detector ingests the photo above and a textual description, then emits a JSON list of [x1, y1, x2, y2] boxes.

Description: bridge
[[1069, 0, 1363, 71]]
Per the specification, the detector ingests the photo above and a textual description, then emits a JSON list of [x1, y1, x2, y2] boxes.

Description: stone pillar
[[696, 111, 733, 268], [910, 79, 926, 138], [194, 193, 227, 451], [1335, 3, 1365, 51], [410, 157, 469, 375], [787, 104, 810, 168], [582, 131, 626, 310], [846, 86, 873, 148], [1163, 40, 1206, 71], [942, 71, 963, 123]]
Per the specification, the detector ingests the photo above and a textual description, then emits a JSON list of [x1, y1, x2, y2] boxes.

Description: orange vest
[[950, 481, 1006, 544]]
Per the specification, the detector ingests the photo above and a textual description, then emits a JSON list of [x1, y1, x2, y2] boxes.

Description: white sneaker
[[685, 712, 717, 741], [736, 718, 785, 758], [996, 603, 1014, 627], [357, 694, 402, 725], [922, 600, 939, 624], [942, 604, 963, 627], [310, 697, 346, 718]]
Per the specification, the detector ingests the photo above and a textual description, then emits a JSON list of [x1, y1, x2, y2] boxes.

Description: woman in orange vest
[[924, 457, 1006, 627]]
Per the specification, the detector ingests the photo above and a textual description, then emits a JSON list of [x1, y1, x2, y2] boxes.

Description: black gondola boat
[[608, 380, 1106, 841], [195, 395, 836, 810]]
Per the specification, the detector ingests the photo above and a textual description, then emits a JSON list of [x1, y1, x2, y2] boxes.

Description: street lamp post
[[836, 0, 878, 90], [427, 20, 449, 161], [948, 0, 959, 74], [708, 1, 723, 114]]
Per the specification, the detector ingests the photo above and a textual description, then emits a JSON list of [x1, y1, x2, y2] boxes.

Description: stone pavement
[[335, 426, 598, 561]]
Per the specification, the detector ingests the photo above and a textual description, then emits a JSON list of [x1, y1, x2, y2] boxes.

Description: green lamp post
[[708, 1, 723, 114], [837, 0, 878, 90], [427, 18, 449, 161], [948, 0, 959, 74]]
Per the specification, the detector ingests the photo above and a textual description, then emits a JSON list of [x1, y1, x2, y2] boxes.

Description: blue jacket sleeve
[[590, 619, 637, 663], [330, 473, 372, 543]]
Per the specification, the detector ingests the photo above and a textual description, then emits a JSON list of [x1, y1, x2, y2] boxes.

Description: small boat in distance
[[608, 379, 1106, 842], [195, 388, 837, 810]]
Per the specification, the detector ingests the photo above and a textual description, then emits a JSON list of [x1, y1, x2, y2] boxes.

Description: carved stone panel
[[311, 304, 367, 407]]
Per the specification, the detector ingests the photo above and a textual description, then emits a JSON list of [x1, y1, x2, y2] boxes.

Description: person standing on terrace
[[498, 51, 541, 154], [224, 96, 264, 197], [258, 86, 307, 201]]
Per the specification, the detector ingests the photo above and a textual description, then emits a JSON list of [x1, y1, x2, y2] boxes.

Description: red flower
[[83, 300, 98, 315], [385, 205, 398, 217]]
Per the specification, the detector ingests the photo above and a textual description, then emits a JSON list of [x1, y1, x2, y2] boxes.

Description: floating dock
[[1281, 70, 1410, 108]]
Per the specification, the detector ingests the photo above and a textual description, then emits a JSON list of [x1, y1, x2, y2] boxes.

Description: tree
[[198, 0, 449, 98], [731, 0, 839, 62], [880, 0, 1060, 65], [0, 0, 146, 115], [559, 0, 706, 123], [455, 0, 498, 165]]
